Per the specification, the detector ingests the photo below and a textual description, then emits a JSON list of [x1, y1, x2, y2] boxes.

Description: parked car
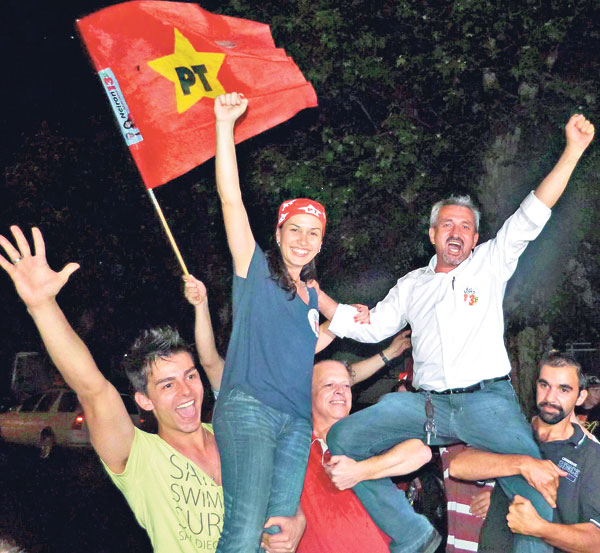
[[0, 388, 144, 458]]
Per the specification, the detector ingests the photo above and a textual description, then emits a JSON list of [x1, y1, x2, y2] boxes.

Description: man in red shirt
[[295, 359, 432, 553]]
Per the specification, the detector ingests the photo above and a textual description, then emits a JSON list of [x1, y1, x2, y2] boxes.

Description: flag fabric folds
[[77, 1, 318, 189]]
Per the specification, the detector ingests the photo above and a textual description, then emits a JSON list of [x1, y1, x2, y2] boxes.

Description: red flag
[[77, 1, 317, 189]]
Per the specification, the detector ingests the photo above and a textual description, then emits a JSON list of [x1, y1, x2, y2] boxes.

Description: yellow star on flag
[[148, 28, 226, 113]]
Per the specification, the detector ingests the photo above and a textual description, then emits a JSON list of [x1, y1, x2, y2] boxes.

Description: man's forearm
[[328, 282, 407, 343], [357, 439, 432, 481], [451, 449, 564, 508], [534, 146, 583, 209], [351, 344, 394, 385], [534, 114, 595, 208], [449, 449, 524, 480], [328, 439, 431, 490], [527, 520, 600, 553], [350, 354, 386, 385], [351, 333, 411, 384], [29, 300, 108, 397]]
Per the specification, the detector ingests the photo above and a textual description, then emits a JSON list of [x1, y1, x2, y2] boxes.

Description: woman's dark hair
[[266, 237, 318, 299]]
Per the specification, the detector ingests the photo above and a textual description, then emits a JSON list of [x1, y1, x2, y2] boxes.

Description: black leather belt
[[425, 374, 510, 395]]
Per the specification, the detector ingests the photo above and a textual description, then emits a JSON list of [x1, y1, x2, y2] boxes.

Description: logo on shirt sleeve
[[308, 308, 320, 338]]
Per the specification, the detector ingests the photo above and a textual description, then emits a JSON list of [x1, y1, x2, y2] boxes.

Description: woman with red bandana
[[212, 92, 340, 553]]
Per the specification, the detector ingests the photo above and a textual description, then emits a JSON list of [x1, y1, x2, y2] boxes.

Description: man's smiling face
[[135, 351, 204, 438], [312, 361, 352, 429]]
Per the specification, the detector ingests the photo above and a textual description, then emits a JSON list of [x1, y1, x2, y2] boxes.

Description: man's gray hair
[[430, 195, 481, 232]]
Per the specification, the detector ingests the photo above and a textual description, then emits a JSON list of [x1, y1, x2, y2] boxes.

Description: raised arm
[[534, 114, 594, 208], [325, 438, 431, 490], [0, 226, 135, 473], [214, 93, 255, 277], [183, 274, 224, 391], [449, 447, 566, 508], [350, 330, 411, 384]]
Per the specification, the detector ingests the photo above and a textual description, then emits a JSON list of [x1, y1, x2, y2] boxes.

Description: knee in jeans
[[326, 418, 351, 455]]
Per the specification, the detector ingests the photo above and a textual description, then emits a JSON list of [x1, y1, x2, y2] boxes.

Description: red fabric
[[441, 445, 494, 553], [277, 199, 327, 234], [77, 1, 317, 189], [397, 357, 414, 384], [298, 436, 390, 553]]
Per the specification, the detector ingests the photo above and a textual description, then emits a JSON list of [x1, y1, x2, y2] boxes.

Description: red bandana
[[277, 198, 327, 235]]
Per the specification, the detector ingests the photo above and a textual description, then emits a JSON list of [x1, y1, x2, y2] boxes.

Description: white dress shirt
[[329, 191, 551, 391]]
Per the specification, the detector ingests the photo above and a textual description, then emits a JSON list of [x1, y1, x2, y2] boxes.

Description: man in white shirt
[[320, 114, 595, 553]]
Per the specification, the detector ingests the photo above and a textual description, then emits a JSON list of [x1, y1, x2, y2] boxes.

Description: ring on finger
[[12, 257, 23, 265]]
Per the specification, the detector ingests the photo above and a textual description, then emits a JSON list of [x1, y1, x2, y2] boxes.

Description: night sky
[[1, 0, 226, 390]]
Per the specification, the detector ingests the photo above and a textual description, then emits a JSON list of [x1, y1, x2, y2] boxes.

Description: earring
[[277, 241, 281, 246]]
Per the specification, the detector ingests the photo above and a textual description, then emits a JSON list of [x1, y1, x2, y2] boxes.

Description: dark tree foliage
[[1, 0, 600, 389]]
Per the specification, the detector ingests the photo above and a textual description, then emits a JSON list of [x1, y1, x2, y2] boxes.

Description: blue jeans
[[213, 387, 311, 553], [327, 380, 553, 553]]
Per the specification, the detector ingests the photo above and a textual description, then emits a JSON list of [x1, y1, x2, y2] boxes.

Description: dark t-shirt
[[480, 424, 600, 553], [220, 244, 319, 420]]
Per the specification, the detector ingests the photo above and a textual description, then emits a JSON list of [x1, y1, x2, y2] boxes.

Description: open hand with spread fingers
[[0, 226, 79, 309]]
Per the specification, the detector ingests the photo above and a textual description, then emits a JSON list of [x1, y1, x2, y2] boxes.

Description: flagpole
[[146, 189, 189, 276]]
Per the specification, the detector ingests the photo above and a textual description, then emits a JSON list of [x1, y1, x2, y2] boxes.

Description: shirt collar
[[311, 432, 328, 453], [568, 423, 586, 447], [315, 437, 328, 454]]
